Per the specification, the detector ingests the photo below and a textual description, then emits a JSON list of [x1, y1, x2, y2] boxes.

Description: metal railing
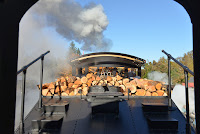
[[17, 50, 50, 134], [162, 50, 194, 134]]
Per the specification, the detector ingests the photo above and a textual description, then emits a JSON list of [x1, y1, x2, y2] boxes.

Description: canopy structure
[[70, 52, 146, 77]]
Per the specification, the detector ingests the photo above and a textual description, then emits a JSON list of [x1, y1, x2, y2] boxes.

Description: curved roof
[[71, 52, 146, 68]]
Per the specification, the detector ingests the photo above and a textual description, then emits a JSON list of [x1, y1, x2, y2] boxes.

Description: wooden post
[[138, 67, 141, 77], [78, 68, 82, 77]]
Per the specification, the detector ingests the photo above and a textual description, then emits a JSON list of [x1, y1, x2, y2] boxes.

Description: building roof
[[71, 52, 146, 68]]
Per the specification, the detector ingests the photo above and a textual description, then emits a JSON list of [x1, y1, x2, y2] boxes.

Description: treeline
[[56, 41, 82, 77], [141, 51, 193, 84]]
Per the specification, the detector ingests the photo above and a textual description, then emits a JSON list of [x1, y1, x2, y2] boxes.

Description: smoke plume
[[32, 0, 112, 51], [147, 71, 168, 84]]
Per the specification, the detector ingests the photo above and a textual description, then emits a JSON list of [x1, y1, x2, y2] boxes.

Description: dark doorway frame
[[0, 0, 199, 133]]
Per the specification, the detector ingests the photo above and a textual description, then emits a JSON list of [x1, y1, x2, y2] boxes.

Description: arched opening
[[1, 0, 200, 133]]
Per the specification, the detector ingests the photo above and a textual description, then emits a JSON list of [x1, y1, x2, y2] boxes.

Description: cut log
[[42, 89, 52, 96], [68, 76, 77, 83], [147, 86, 156, 92], [123, 78, 129, 85], [145, 91, 151, 96], [109, 81, 115, 86], [91, 75, 96, 81], [48, 83, 55, 89], [130, 80, 137, 85], [82, 83, 87, 88], [116, 75, 123, 81], [68, 83, 74, 88], [69, 91, 75, 96], [155, 83, 162, 90], [104, 80, 108, 84], [60, 77, 66, 83], [50, 89, 54, 95], [55, 86, 61, 94], [152, 92, 158, 96], [135, 89, 146, 96], [112, 77, 117, 82], [119, 85, 126, 92], [86, 73, 93, 79], [81, 77, 88, 84], [74, 80, 82, 85], [163, 92, 168, 96], [87, 78, 93, 84], [92, 80, 97, 86], [72, 84, 79, 89], [108, 83, 112, 86], [61, 92, 68, 96], [82, 87, 88, 95], [118, 80, 122, 85], [74, 88, 79, 95], [156, 90, 164, 96], [107, 76, 112, 82], [96, 76, 101, 81], [61, 85, 67, 92], [76, 77, 80, 80], [65, 89, 70, 95], [115, 81, 120, 86], [87, 82, 91, 87]]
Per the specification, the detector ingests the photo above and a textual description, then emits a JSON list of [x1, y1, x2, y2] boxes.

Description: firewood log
[[82, 83, 87, 88], [115, 81, 120, 86], [86, 73, 93, 79], [92, 80, 97, 86], [61, 85, 67, 92], [135, 89, 146, 96], [72, 84, 79, 89], [112, 77, 117, 82], [123, 78, 129, 85], [119, 85, 126, 92], [61, 92, 68, 96], [118, 80, 123, 85], [69, 91, 75, 96], [156, 83, 162, 90], [74, 80, 82, 85], [145, 91, 151, 96], [116, 75, 123, 81], [96, 76, 101, 81], [42, 89, 52, 96], [81, 76, 88, 84], [48, 83, 55, 89], [147, 86, 156, 92], [68, 83, 74, 88], [152, 92, 158, 96], [109, 81, 115, 86], [67, 76, 77, 83], [107, 76, 112, 82], [156, 90, 164, 96], [91, 75, 96, 81]]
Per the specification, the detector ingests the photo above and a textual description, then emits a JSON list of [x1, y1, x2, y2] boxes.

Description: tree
[[141, 50, 193, 84]]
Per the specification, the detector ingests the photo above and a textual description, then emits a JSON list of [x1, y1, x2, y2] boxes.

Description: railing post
[[184, 70, 191, 134], [20, 69, 27, 134], [39, 56, 44, 109], [168, 56, 172, 108]]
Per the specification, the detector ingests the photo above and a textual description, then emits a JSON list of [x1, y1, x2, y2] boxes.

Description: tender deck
[[15, 97, 195, 134]]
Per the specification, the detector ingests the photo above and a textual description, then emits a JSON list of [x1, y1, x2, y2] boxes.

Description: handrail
[[17, 50, 50, 75], [17, 50, 50, 134], [162, 50, 194, 76], [162, 50, 193, 134]]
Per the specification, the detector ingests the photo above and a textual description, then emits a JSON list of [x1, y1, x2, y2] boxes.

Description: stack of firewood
[[38, 73, 168, 97]]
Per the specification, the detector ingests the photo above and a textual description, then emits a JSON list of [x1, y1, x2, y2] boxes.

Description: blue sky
[[74, 0, 193, 62]]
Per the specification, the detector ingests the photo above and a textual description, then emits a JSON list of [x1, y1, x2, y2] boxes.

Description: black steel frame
[[162, 50, 194, 134], [17, 50, 50, 134]]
